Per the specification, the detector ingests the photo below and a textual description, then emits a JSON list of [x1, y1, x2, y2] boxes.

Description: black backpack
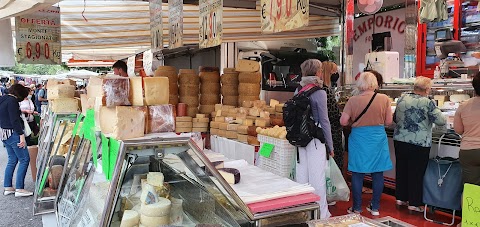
[[283, 85, 325, 147]]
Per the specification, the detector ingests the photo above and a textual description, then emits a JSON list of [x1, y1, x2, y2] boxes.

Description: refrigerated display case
[[56, 134, 320, 227]]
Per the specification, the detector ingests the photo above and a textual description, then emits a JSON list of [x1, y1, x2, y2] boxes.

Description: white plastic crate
[[257, 135, 297, 180]]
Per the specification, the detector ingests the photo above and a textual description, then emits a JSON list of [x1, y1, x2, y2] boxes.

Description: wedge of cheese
[[236, 59, 260, 72], [87, 76, 131, 107], [51, 98, 79, 113], [120, 210, 140, 227], [47, 84, 75, 100], [143, 77, 169, 105], [129, 77, 145, 106], [218, 168, 241, 184], [99, 106, 145, 140]]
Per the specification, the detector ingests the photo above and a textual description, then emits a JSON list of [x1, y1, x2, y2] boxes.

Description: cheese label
[[259, 143, 274, 158]]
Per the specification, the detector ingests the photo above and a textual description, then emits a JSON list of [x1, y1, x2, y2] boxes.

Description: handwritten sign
[[169, 0, 183, 49], [261, 0, 309, 33], [199, 0, 223, 49], [463, 183, 480, 227], [149, 0, 163, 52], [15, 6, 61, 64], [143, 50, 153, 76], [127, 56, 136, 77], [259, 143, 275, 158]]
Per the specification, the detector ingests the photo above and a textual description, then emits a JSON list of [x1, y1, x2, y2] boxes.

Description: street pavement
[[0, 144, 43, 226]]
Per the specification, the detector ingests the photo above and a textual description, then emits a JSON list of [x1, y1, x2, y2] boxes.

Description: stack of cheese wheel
[[139, 197, 171, 226], [221, 68, 239, 106], [178, 69, 199, 117], [238, 71, 261, 106], [199, 66, 221, 114], [154, 66, 178, 105], [176, 116, 193, 133]]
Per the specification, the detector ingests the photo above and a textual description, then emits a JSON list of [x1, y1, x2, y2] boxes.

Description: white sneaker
[[3, 190, 15, 196], [366, 204, 380, 216], [15, 190, 33, 197]]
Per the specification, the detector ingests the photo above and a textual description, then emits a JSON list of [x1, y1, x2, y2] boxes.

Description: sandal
[[362, 187, 373, 194]]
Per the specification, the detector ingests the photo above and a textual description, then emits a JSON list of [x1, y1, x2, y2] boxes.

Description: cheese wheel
[[222, 96, 238, 106], [178, 72, 199, 85], [169, 83, 178, 95], [169, 95, 179, 105], [186, 107, 198, 117], [200, 94, 221, 105], [176, 122, 193, 128], [176, 116, 192, 122], [120, 210, 140, 227], [156, 66, 176, 73], [179, 84, 199, 96], [221, 73, 239, 85], [192, 127, 208, 132], [147, 172, 164, 187], [175, 127, 192, 133], [221, 85, 239, 96], [140, 214, 169, 227], [199, 105, 216, 114], [178, 69, 195, 74], [223, 68, 236, 73], [238, 72, 261, 84], [247, 126, 258, 136], [193, 122, 208, 128], [143, 77, 169, 105], [199, 71, 220, 83], [238, 96, 259, 105], [238, 83, 261, 96], [200, 82, 221, 94], [140, 197, 171, 217], [155, 69, 178, 83], [199, 66, 220, 72], [179, 96, 199, 107]]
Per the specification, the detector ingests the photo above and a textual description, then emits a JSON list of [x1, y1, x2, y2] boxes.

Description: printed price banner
[[169, 0, 183, 49], [15, 6, 61, 64], [149, 0, 163, 52], [199, 0, 223, 49], [261, 0, 309, 33]]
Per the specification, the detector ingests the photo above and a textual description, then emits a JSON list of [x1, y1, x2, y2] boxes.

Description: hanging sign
[[169, 0, 183, 49], [15, 6, 61, 65], [261, 0, 309, 33], [149, 0, 163, 52], [463, 183, 480, 227], [143, 50, 153, 76], [127, 56, 136, 77], [199, 0, 223, 49]]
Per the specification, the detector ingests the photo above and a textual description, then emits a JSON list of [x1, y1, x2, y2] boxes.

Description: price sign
[[259, 143, 275, 158], [143, 50, 153, 76], [127, 56, 136, 77], [149, 0, 163, 52], [261, 0, 309, 33], [463, 183, 480, 227], [168, 0, 183, 49], [199, 0, 223, 49], [15, 6, 61, 64]]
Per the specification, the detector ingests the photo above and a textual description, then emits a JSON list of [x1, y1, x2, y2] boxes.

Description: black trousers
[[394, 140, 430, 206]]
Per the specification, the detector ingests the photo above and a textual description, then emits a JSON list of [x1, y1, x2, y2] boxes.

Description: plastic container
[[257, 135, 296, 180]]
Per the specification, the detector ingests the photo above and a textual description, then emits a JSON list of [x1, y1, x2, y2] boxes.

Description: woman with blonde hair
[[340, 72, 393, 215]]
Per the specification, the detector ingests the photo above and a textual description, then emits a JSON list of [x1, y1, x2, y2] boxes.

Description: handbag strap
[[353, 92, 378, 124]]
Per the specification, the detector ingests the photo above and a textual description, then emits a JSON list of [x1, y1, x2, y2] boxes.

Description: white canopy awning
[[0, 0, 59, 20]]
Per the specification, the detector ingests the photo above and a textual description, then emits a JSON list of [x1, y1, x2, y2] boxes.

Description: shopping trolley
[[423, 132, 462, 226]]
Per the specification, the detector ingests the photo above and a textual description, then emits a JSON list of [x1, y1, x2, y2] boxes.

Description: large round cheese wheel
[[140, 214, 170, 227], [222, 96, 238, 106], [238, 83, 261, 96], [178, 72, 199, 85], [200, 82, 220, 94], [199, 66, 220, 72], [169, 83, 178, 95], [200, 94, 221, 105], [186, 107, 198, 117], [179, 96, 199, 107], [156, 66, 176, 73], [179, 84, 199, 96], [223, 68, 236, 73], [169, 95, 179, 105], [199, 105, 215, 114], [120, 210, 140, 227], [238, 72, 261, 84], [221, 73, 239, 85], [178, 69, 195, 74], [140, 197, 171, 217], [199, 71, 220, 83], [221, 85, 238, 96]]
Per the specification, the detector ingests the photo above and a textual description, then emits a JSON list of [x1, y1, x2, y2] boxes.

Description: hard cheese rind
[[218, 168, 240, 184], [140, 197, 171, 217], [129, 77, 145, 106], [143, 77, 169, 105]]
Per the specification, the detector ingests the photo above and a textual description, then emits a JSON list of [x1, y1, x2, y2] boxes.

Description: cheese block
[[114, 106, 146, 140], [120, 210, 140, 227], [87, 76, 131, 107], [47, 84, 75, 100], [210, 128, 218, 135], [79, 94, 93, 115], [275, 104, 284, 113], [193, 118, 209, 123], [242, 100, 253, 108], [236, 59, 260, 72], [237, 125, 249, 135], [218, 122, 229, 130], [218, 130, 227, 137], [270, 99, 280, 107], [210, 121, 220, 129], [233, 118, 244, 125], [215, 116, 225, 122], [147, 105, 175, 133], [221, 105, 235, 110], [237, 134, 248, 142], [253, 100, 267, 108], [255, 119, 270, 127], [242, 119, 254, 126], [226, 130, 237, 139], [143, 77, 169, 105], [176, 122, 193, 128], [146, 172, 164, 187], [175, 127, 192, 133], [140, 214, 169, 227], [129, 77, 145, 106], [192, 127, 208, 132], [218, 168, 241, 184], [214, 104, 223, 112], [227, 124, 239, 131], [196, 114, 206, 118], [51, 98, 79, 113], [176, 116, 192, 122], [140, 197, 171, 217], [193, 122, 208, 128], [260, 111, 271, 119], [248, 136, 260, 146], [249, 108, 261, 117], [133, 106, 149, 134], [265, 107, 276, 114]]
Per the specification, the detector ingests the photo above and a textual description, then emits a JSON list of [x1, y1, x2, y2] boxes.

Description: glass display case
[[34, 112, 81, 215], [56, 134, 320, 227]]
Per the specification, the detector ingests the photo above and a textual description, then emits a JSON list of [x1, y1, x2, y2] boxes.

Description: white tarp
[[0, 19, 14, 67]]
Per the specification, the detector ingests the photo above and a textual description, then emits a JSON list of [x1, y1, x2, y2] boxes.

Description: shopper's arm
[[454, 104, 464, 134], [7, 100, 24, 135], [385, 97, 393, 126], [428, 99, 446, 126], [311, 90, 334, 152]]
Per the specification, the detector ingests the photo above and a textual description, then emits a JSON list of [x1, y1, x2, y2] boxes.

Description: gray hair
[[414, 76, 433, 92], [356, 72, 378, 91], [301, 59, 322, 77]]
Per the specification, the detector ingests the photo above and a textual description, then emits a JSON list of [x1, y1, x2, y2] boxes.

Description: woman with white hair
[[393, 76, 446, 213], [340, 72, 393, 216], [296, 59, 334, 219]]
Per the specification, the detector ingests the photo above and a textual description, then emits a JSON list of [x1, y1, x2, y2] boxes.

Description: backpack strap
[[353, 92, 378, 124]]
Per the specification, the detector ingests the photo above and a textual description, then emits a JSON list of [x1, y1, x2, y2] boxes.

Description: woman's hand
[[18, 134, 27, 148], [33, 111, 39, 115], [330, 151, 335, 158]]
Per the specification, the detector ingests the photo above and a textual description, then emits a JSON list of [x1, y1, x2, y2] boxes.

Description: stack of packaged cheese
[[220, 68, 239, 106], [192, 114, 209, 132], [154, 66, 179, 105], [178, 69, 199, 117], [46, 79, 79, 113], [236, 60, 261, 105], [199, 67, 221, 114]]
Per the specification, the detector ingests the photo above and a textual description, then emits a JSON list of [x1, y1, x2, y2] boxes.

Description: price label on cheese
[[199, 0, 223, 49], [259, 143, 275, 158], [15, 6, 61, 65], [149, 0, 163, 52], [261, 0, 309, 33], [169, 0, 183, 49]]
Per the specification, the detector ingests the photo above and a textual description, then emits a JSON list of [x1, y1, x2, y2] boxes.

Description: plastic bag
[[326, 158, 350, 202]]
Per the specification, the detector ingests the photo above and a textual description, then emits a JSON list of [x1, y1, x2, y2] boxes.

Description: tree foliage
[[0, 63, 69, 75], [316, 36, 341, 62]]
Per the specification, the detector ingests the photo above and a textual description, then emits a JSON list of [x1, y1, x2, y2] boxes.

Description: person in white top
[[19, 89, 39, 145]]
